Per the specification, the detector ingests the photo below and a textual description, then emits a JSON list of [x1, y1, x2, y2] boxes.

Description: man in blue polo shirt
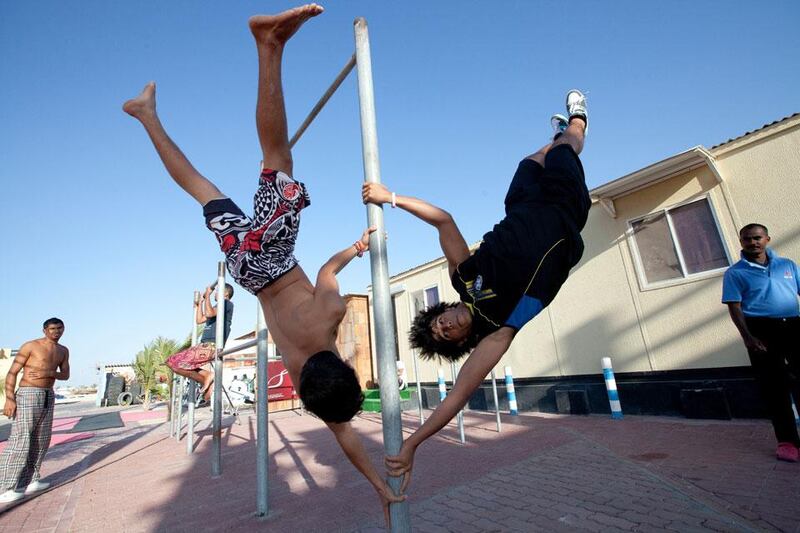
[[722, 223, 800, 462]]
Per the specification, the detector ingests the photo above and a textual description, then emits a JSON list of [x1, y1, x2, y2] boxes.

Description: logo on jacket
[[785, 270, 794, 279]]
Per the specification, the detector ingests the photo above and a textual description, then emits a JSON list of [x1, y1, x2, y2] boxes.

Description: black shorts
[[203, 168, 311, 295], [504, 144, 590, 233], [474, 145, 590, 330]]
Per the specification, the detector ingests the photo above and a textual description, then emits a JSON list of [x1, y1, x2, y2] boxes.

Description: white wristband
[[391, 192, 397, 208]]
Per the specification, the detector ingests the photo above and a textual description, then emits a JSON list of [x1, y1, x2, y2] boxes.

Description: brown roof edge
[[711, 113, 799, 150]]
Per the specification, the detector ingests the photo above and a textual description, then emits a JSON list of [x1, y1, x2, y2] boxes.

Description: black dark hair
[[299, 351, 364, 423], [225, 283, 234, 298], [408, 302, 480, 362], [739, 223, 769, 236], [43, 317, 64, 329]]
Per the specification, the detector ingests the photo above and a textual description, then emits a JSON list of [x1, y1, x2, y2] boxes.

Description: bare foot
[[249, 4, 324, 47], [200, 372, 214, 400], [122, 82, 156, 119]]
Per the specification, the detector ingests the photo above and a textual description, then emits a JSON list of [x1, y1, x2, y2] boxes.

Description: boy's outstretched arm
[[313, 226, 377, 309], [327, 421, 406, 528], [385, 327, 516, 492], [362, 182, 469, 275]]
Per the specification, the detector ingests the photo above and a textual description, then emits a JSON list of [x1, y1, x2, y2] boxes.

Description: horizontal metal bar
[[289, 53, 356, 149], [218, 339, 258, 358]]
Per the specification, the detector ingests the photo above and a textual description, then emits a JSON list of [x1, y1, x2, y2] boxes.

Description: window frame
[[409, 284, 441, 320], [626, 194, 733, 291], [423, 285, 441, 307]]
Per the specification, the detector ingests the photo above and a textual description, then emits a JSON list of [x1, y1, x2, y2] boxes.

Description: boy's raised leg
[[249, 4, 324, 176], [123, 82, 224, 205], [552, 89, 588, 155]]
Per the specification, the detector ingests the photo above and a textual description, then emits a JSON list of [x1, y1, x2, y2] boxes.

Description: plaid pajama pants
[[0, 387, 55, 491]]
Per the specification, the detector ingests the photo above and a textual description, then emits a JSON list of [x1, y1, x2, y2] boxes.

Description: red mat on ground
[[0, 431, 94, 453], [120, 410, 166, 424]]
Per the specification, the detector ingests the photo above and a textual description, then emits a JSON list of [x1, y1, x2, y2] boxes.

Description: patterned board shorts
[[203, 168, 311, 295], [166, 342, 217, 371]]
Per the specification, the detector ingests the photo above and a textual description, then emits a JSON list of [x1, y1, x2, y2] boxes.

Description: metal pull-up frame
[[168, 17, 410, 531]]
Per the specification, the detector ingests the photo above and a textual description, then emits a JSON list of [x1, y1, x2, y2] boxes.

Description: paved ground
[[0, 405, 798, 532]]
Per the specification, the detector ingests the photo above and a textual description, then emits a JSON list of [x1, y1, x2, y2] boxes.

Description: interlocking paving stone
[[1, 409, 798, 532]]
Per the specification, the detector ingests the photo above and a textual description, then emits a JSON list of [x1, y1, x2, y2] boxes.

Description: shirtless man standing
[[0, 318, 70, 503]]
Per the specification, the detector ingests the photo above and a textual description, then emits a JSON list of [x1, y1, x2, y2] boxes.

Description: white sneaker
[[565, 89, 588, 135], [24, 480, 50, 494], [0, 490, 25, 503], [550, 113, 569, 140]]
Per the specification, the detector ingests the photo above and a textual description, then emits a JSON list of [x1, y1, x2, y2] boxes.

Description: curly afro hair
[[408, 302, 480, 362]]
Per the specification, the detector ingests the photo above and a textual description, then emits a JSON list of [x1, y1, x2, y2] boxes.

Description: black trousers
[[745, 316, 800, 445]]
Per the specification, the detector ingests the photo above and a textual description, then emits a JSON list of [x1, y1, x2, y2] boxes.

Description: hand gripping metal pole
[[187, 291, 200, 453], [212, 262, 226, 477], [255, 305, 269, 517], [354, 17, 411, 532]]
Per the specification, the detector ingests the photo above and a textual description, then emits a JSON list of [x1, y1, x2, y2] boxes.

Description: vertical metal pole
[[354, 17, 410, 532], [450, 362, 465, 444], [169, 376, 178, 437], [411, 353, 424, 424], [490, 370, 502, 432], [407, 296, 425, 424], [187, 291, 199, 454], [212, 262, 226, 477], [175, 375, 185, 442], [256, 305, 269, 517]]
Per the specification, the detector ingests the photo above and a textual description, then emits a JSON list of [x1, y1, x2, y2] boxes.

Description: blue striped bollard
[[504, 366, 518, 415], [438, 368, 447, 402], [602, 357, 623, 419], [792, 398, 800, 425]]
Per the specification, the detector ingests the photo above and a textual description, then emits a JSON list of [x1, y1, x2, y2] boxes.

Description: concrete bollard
[[601, 357, 623, 420], [437, 368, 447, 402], [504, 366, 518, 415]]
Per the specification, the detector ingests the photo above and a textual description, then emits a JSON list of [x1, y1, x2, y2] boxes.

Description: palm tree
[[133, 336, 182, 411]]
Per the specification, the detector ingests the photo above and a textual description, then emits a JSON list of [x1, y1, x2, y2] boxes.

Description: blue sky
[[2, 1, 799, 386]]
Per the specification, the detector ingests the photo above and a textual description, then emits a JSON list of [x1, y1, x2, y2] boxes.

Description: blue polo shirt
[[722, 248, 800, 318]]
